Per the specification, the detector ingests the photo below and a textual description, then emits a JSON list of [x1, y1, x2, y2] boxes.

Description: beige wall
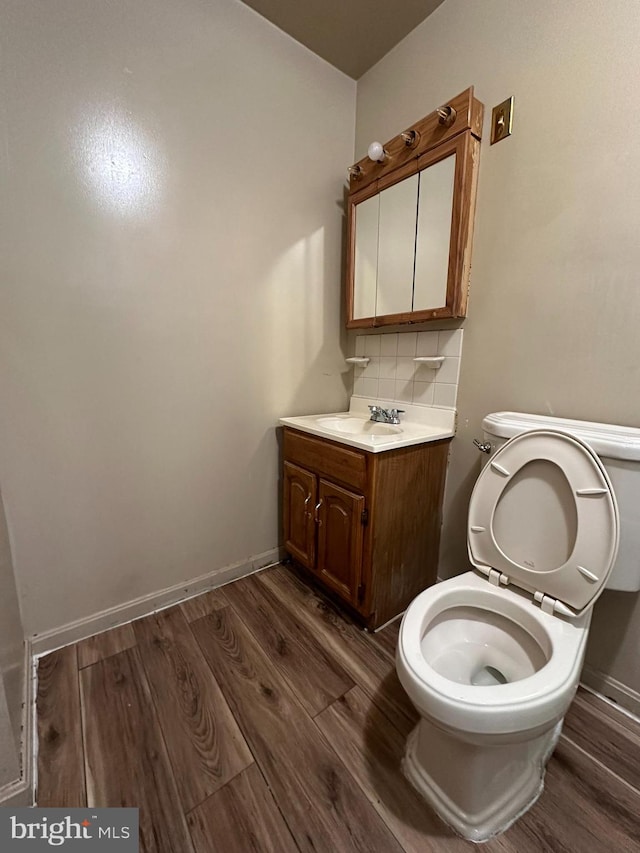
[[356, 0, 640, 702], [0, 0, 355, 636]]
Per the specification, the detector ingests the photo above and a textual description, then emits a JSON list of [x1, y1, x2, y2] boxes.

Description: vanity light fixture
[[348, 164, 363, 180], [436, 104, 457, 127], [401, 129, 420, 148], [367, 141, 387, 163]]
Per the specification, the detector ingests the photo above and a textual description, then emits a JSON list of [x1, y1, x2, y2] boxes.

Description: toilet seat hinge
[[533, 591, 576, 618], [488, 568, 509, 587]]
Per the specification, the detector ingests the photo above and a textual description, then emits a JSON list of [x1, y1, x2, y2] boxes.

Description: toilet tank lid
[[483, 412, 640, 462]]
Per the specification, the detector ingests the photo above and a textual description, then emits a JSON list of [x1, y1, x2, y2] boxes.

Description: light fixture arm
[[436, 105, 457, 127], [400, 129, 420, 148]]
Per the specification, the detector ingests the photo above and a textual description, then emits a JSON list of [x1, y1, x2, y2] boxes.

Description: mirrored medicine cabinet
[[346, 88, 484, 328]]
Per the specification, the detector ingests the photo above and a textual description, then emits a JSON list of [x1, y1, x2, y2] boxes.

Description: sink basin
[[316, 416, 401, 436], [280, 399, 456, 453]]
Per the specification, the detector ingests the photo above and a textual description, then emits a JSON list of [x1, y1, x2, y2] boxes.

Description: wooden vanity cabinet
[[282, 427, 451, 629]]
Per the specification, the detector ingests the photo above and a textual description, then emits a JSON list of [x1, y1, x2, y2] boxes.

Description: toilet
[[396, 412, 640, 843]]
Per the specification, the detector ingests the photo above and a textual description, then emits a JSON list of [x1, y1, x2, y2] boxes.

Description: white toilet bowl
[[397, 573, 590, 841], [396, 427, 620, 842]]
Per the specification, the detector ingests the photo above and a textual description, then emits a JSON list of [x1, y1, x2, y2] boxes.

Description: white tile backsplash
[[412, 380, 435, 405], [361, 377, 379, 397], [434, 383, 457, 407], [438, 329, 463, 357], [379, 357, 397, 380], [395, 356, 415, 381], [362, 356, 380, 378], [394, 379, 414, 403], [380, 333, 399, 356], [378, 378, 396, 399], [363, 335, 381, 356], [437, 356, 460, 384], [416, 330, 439, 356], [351, 329, 463, 409], [397, 332, 417, 357]]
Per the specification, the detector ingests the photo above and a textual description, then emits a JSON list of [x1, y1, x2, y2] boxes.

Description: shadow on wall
[[0, 487, 24, 789], [586, 589, 640, 685], [437, 442, 481, 579]]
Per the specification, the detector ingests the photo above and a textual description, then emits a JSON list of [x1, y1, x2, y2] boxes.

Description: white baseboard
[[31, 546, 283, 658], [0, 639, 34, 807], [581, 665, 640, 718]]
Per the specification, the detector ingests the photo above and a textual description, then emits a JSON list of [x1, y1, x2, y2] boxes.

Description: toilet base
[[402, 716, 563, 843]]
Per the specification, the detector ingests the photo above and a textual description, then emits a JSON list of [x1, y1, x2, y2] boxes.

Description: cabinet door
[[316, 479, 365, 606], [283, 462, 316, 570]]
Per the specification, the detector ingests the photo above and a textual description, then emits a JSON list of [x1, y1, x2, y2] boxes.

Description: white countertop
[[280, 397, 456, 453]]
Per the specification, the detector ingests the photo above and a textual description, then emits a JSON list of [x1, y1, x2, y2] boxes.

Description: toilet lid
[[468, 429, 619, 617]]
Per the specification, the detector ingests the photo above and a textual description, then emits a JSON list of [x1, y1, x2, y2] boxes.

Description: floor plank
[[187, 763, 298, 853], [180, 588, 230, 623], [260, 565, 418, 736], [369, 618, 401, 660], [562, 687, 640, 793], [315, 686, 471, 853], [76, 623, 137, 669], [502, 736, 640, 852], [36, 645, 86, 807], [133, 606, 254, 812], [223, 573, 354, 715], [191, 605, 404, 853], [80, 648, 194, 853], [37, 566, 640, 852]]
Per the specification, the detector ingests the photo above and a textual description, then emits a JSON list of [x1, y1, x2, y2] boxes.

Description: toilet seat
[[468, 429, 619, 617], [397, 572, 590, 734]]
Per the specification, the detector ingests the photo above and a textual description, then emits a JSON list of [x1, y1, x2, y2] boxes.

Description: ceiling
[[240, 0, 446, 79]]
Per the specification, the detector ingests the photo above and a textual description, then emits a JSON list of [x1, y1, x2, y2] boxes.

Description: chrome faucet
[[369, 405, 405, 425]]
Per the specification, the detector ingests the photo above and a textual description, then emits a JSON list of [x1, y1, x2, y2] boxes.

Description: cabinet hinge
[[361, 508, 369, 526]]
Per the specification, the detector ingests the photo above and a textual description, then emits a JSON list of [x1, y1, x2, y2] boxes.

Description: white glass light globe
[[367, 141, 384, 162]]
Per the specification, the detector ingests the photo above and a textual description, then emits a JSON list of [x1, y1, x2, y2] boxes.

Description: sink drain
[[471, 665, 509, 686]]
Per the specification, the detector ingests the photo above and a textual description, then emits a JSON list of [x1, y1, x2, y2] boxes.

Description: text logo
[[0, 808, 138, 850]]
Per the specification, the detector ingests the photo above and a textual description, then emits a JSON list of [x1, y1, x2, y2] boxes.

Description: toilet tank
[[482, 411, 640, 592]]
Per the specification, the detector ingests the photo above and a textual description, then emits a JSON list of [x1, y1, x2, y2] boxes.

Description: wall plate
[[490, 96, 514, 145]]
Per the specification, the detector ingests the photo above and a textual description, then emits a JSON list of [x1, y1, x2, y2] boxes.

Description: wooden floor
[[37, 565, 640, 852]]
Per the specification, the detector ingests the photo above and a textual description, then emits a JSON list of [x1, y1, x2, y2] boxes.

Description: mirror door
[[414, 151, 456, 312], [376, 172, 419, 316]]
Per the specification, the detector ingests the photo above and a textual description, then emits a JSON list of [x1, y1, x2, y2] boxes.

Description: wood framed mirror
[[346, 88, 484, 329]]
